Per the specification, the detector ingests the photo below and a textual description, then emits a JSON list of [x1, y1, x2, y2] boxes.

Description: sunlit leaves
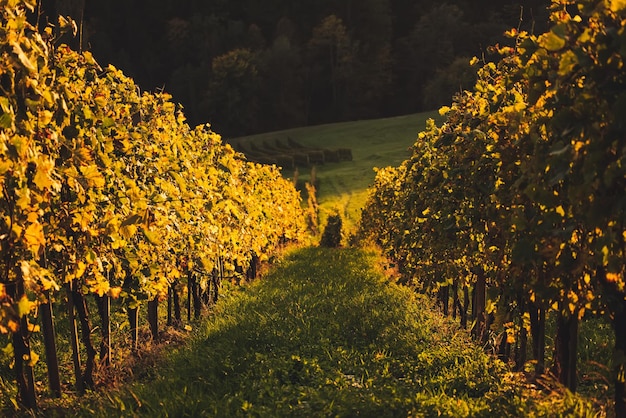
[[0, 5, 306, 396], [538, 30, 566, 52], [360, 1, 626, 374], [23, 222, 45, 256], [610, 0, 626, 12]]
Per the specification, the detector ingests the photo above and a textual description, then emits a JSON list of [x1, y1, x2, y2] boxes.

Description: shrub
[[320, 213, 342, 247]]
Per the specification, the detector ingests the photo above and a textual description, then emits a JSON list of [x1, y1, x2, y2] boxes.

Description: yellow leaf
[[94, 94, 107, 108], [606, 272, 620, 283], [120, 224, 137, 239], [12, 42, 36, 73], [24, 222, 45, 255], [72, 211, 92, 231], [20, 261, 32, 282], [573, 141, 584, 152], [110, 235, 125, 250], [15, 188, 30, 210], [18, 296, 33, 317], [610, 0, 626, 12], [11, 222, 22, 239], [7, 319, 19, 333], [26, 211, 39, 223], [38, 110, 53, 126], [142, 227, 160, 245], [108, 286, 122, 299], [74, 261, 87, 279], [602, 246, 609, 266], [25, 351, 39, 367], [91, 280, 109, 298], [86, 249, 97, 264], [40, 274, 59, 292], [33, 157, 57, 191], [80, 165, 105, 188], [555, 205, 565, 217], [167, 268, 181, 279], [0, 159, 12, 177]]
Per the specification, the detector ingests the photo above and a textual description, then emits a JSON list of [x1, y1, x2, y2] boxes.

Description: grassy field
[[63, 247, 602, 417], [231, 112, 440, 233]]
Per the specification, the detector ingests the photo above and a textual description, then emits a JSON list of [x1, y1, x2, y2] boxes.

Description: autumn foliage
[[0, 0, 305, 409], [359, 0, 626, 415]]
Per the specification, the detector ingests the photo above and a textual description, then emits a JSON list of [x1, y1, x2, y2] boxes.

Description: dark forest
[[37, 0, 550, 136]]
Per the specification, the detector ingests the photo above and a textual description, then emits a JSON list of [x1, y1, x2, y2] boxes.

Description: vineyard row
[[359, 1, 626, 416], [0, 0, 307, 410]]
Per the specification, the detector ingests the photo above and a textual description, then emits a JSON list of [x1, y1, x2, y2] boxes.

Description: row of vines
[[359, 0, 626, 415], [0, 0, 306, 411]]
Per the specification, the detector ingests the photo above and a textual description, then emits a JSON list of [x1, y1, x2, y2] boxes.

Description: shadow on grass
[[69, 247, 602, 417]]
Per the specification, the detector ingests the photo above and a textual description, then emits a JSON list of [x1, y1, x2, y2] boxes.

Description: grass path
[[75, 247, 597, 417]]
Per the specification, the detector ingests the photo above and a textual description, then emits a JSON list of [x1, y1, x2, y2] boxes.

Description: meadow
[[231, 111, 440, 232]]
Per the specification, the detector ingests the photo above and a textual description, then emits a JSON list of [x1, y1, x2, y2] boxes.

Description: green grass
[[58, 247, 601, 417], [231, 112, 440, 233]]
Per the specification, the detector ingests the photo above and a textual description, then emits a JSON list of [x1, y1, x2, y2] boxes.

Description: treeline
[[38, 0, 550, 136], [359, 0, 626, 416], [0, 0, 306, 411]]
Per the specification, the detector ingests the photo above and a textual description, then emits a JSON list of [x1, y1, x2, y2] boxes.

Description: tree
[[257, 33, 306, 131], [207, 48, 261, 136], [305, 15, 354, 123]]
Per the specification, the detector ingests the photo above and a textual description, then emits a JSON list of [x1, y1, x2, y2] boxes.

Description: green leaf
[[142, 227, 161, 245], [0, 112, 13, 129], [539, 31, 566, 51], [102, 117, 116, 128], [558, 50, 578, 76], [511, 239, 536, 264], [0, 97, 11, 113]]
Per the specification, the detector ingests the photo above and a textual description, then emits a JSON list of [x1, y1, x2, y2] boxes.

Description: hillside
[[231, 111, 440, 232]]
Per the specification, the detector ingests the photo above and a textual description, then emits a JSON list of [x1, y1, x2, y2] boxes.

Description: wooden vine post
[[95, 295, 112, 366], [66, 283, 83, 394], [39, 290, 61, 397], [148, 298, 159, 340]]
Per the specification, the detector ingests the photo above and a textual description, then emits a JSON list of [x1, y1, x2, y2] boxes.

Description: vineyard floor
[[58, 247, 605, 417]]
